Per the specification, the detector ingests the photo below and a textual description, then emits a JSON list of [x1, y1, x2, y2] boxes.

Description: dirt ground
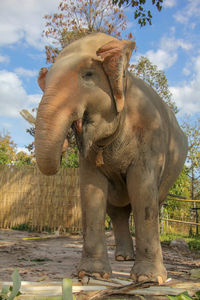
[[0, 229, 200, 283]]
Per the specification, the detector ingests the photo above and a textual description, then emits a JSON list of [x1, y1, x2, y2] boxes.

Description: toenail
[[116, 255, 125, 261]]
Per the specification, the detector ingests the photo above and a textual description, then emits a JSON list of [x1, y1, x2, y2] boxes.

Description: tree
[[182, 118, 200, 235], [163, 119, 200, 235], [0, 132, 33, 166], [15, 151, 33, 166], [43, 0, 133, 63], [169, 166, 191, 198], [113, 0, 163, 27], [165, 166, 191, 225], [0, 133, 16, 165], [43, 0, 163, 63], [131, 56, 178, 113], [182, 118, 200, 200]]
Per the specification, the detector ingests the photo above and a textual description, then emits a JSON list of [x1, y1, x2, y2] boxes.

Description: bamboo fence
[[0, 166, 81, 231]]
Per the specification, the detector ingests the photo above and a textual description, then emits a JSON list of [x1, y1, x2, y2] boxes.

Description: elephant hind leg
[[107, 202, 134, 261]]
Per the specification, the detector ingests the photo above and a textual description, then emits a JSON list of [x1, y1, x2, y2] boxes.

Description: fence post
[[160, 206, 164, 234]]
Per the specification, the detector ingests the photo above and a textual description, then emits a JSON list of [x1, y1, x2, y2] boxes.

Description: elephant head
[[35, 33, 135, 175]]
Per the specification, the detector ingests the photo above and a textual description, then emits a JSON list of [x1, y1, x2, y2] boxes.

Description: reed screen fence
[[0, 166, 81, 232]]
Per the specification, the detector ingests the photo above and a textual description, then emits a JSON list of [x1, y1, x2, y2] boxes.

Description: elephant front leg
[[127, 163, 167, 283], [78, 158, 111, 279]]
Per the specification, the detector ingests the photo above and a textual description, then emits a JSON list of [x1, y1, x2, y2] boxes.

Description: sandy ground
[[0, 229, 200, 283]]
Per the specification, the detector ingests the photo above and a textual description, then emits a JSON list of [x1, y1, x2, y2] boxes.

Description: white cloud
[[28, 94, 42, 105], [0, 70, 41, 117], [0, 54, 10, 64], [142, 36, 193, 70], [145, 49, 177, 70], [174, 13, 187, 24], [15, 68, 38, 78], [0, 23, 24, 45], [0, 0, 59, 49], [160, 37, 193, 52], [176, 40, 193, 51], [16, 147, 29, 154], [174, 0, 200, 24], [170, 56, 200, 115], [163, 0, 177, 8], [182, 66, 191, 76]]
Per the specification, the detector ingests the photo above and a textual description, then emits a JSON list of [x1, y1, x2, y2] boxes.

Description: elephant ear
[[38, 67, 48, 92], [96, 39, 135, 112]]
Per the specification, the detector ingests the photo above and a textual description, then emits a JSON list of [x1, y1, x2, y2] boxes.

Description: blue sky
[[0, 0, 200, 152]]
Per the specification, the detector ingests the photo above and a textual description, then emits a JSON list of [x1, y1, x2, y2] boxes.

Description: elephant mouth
[[61, 120, 83, 160], [71, 110, 93, 157], [72, 109, 90, 138], [73, 119, 83, 136], [71, 119, 84, 153]]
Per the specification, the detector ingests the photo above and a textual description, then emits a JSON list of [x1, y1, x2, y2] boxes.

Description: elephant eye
[[82, 70, 95, 84], [85, 71, 93, 77]]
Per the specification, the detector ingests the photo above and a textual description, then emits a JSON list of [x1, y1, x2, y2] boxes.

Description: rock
[[170, 238, 189, 251]]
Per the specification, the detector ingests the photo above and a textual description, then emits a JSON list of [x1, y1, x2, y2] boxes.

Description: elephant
[[35, 33, 188, 283]]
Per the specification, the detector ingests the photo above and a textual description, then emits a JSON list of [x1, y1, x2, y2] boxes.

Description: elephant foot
[[116, 254, 134, 261], [115, 246, 135, 261], [78, 270, 110, 280], [131, 261, 167, 284], [77, 258, 112, 279]]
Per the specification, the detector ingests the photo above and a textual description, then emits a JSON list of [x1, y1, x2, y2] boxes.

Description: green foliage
[[62, 278, 76, 300], [188, 238, 200, 251], [0, 271, 76, 299], [113, 0, 163, 26], [181, 119, 200, 200], [11, 223, 34, 232], [170, 166, 190, 198], [0, 134, 16, 165], [131, 56, 178, 114], [160, 233, 200, 251], [168, 291, 200, 300], [160, 232, 183, 244], [0, 270, 21, 300], [166, 167, 191, 222], [182, 119, 200, 172], [105, 214, 112, 230], [14, 151, 33, 166], [162, 118, 200, 233], [0, 286, 10, 300], [0, 133, 34, 166], [61, 146, 79, 168]]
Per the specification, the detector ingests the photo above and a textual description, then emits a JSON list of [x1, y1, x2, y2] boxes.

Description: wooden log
[[0, 280, 199, 299]]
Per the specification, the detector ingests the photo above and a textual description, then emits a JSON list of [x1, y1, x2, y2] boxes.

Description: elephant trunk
[[35, 94, 75, 176]]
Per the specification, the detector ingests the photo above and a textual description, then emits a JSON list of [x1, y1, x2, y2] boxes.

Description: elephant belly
[[107, 176, 130, 207]]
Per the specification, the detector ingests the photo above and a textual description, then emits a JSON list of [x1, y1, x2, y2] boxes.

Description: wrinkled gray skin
[[35, 33, 188, 282]]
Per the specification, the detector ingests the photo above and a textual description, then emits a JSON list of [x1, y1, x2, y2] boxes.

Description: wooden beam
[[160, 218, 200, 226]]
